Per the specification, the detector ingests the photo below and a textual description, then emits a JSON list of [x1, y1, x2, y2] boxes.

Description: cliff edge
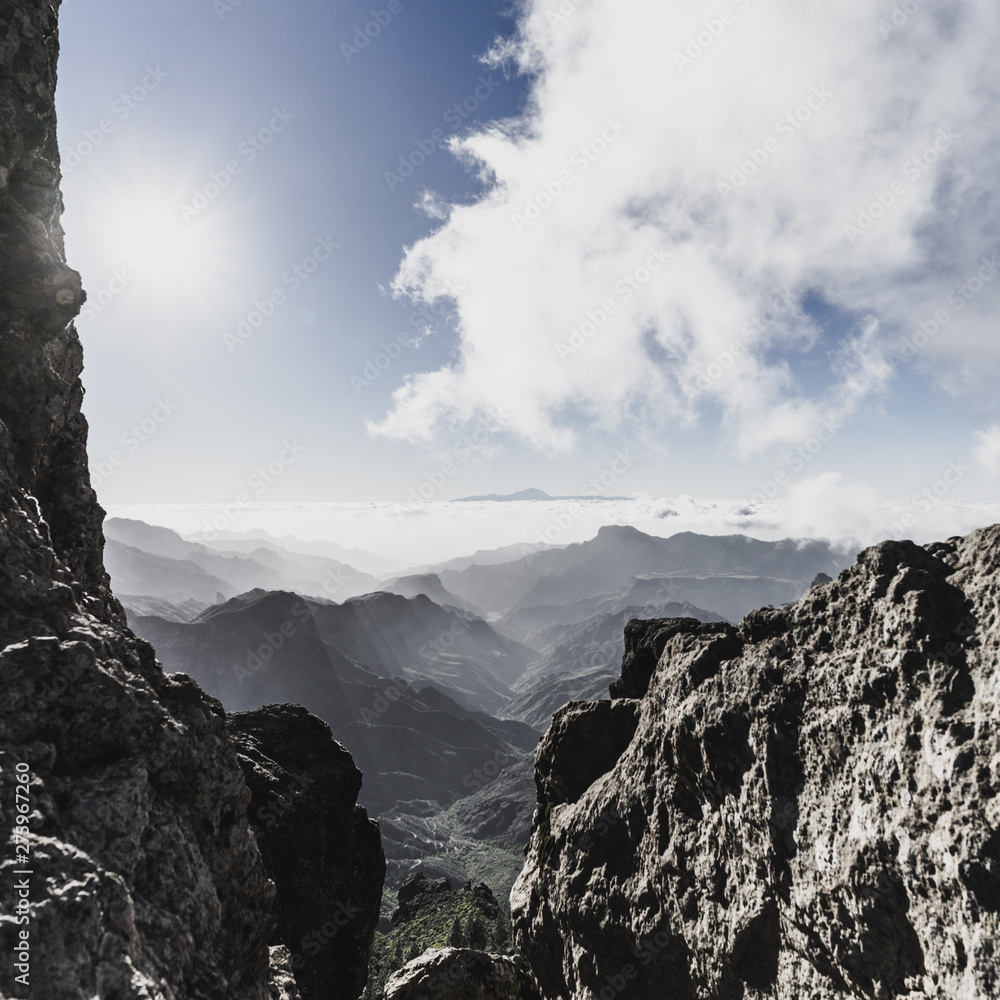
[[512, 530, 1000, 999]]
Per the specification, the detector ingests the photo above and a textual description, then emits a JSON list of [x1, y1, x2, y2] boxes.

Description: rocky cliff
[[228, 705, 385, 1000], [511, 530, 1000, 999], [0, 3, 381, 997]]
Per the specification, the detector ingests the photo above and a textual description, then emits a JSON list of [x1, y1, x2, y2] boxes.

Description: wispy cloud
[[372, 0, 1000, 454], [974, 425, 1000, 476]]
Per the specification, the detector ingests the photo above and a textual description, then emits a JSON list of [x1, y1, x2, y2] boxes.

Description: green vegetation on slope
[[363, 874, 515, 999]]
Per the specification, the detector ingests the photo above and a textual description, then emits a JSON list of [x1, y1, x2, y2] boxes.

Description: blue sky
[[57, 0, 1000, 523]]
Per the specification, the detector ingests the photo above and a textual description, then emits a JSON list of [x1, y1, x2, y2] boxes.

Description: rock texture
[[228, 705, 385, 1000], [0, 0, 111, 626], [512, 530, 1000, 999], [382, 948, 541, 1000], [0, 4, 381, 998]]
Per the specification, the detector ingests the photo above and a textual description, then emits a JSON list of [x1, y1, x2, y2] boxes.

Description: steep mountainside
[[120, 594, 209, 623], [410, 540, 559, 576], [305, 591, 536, 698], [503, 667, 620, 732], [518, 601, 727, 679], [511, 529, 1000, 999], [130, 589, 539, 815], [133, 587, 536, 716], [0, 6, 381, 998], [228, 705, 385, 1000], [198, 528, 398, 577], [503, 601, 727, 729], [104, 537, 238, 604], [379, 756, 536, 929], [497, 592, 724, 644]]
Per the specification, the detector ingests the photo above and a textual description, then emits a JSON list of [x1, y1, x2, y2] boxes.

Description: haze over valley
[[105, 511, 849, 918]]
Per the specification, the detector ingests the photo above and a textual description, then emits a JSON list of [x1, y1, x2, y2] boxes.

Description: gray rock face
[[0, 1, 114, 627], [512, 529, 1000, 1000], [0, 4, 381, 998], [228, 705, 385, 1000], [382, 948, 541, 1000]]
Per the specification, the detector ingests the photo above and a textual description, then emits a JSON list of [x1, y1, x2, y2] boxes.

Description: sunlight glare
[[104, 188, 225, 297]]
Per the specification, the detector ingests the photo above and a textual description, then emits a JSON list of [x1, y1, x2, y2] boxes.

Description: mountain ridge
[[129, 587, 540, 815], [439, 524, 849, 618]]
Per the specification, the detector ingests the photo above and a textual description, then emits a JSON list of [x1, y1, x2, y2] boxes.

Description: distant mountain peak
[[454, 487, 631, 502], [454, 488, 553, 502], [595, 524, 647, 538]]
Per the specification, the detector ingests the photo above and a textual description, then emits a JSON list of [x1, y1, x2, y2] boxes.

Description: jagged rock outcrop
[[0, 4, 381, 998], [390, 873, 500, 927], [391, 873, 461, 925], [512, 529, 1000, 999], [228, 705, 385, 1000], [382, 948, 541, 1000]]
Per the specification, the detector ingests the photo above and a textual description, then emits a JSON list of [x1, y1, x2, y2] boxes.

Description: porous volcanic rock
[[512, 530, 1000, 1000], [0, 0, 113, 628], [382, 947, 542, 1000]]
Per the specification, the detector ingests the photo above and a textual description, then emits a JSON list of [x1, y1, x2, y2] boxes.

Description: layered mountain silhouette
[[403, 541, 558, 575], [116, 517, 849, 930], [436, 524, 849, 619], [105, 517, 380, 604], [201, 526, 397, 575], [117, 520, 848, 736], [130, 589, 539, 815], [504, 602, 727, 729], [381, 572, 484, 616]]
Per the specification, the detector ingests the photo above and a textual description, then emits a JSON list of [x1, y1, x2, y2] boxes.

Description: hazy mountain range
[[435, 523, 848, 620], [131, 588, 538, 815], [110, 516, 848, 903], [112, 519, 851, 738], [105, 517, 381, 604]]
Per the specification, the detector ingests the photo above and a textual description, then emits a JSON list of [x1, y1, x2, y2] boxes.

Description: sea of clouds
[[107, 480, 1000, 571]]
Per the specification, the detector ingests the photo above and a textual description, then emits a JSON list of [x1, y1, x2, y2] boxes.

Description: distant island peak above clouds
[[454, 487, 632, 502]]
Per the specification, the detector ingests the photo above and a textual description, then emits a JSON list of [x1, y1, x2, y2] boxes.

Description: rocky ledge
[[511, 529, 1000, 999]]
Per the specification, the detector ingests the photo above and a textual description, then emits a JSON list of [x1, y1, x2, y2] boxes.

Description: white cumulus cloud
[[373, 0, 1000, 455]]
